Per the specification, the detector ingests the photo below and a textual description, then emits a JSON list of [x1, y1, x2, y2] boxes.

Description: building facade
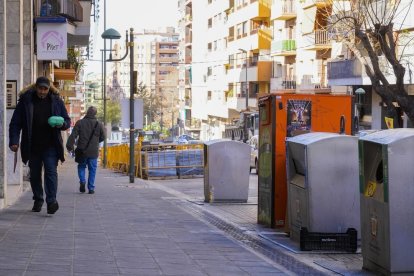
[[0, 0, 93, 207], [191, 0, 272, 140], [110, 28, 180, 131]]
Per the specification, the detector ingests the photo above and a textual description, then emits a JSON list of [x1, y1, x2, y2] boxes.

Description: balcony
[[303, 30, 331, 50], [271, 39, 296, 56], [229, 28, 272, 50], [300, 74, 331, 93], [271, 0, 296, 20], [227, 96, 249, 111], [271, 76, 297, 92], [185, 14, 192, 26], [185, 34, 192, 46], [185, 54, 192, 64], [35, 0, 83, 22], [227, 0, 271, 25], [328, 59, 362, 80], [302, 0, 331, 9]]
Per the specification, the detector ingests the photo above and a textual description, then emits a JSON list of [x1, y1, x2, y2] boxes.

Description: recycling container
[[204, 140, 250, 203], [359, 129, 414, 275], [286, 132, 360, 243]]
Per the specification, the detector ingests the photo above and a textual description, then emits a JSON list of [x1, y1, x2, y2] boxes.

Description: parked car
[[176, 134, 197, 144], [248, 135, 258, 174]]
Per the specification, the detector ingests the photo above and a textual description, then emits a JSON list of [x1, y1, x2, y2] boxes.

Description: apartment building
[[192, 0, 272, 140], [178, 0, 198, 135], [110, 28, 179, 130], [0, 0, 93, 207], [270, 0, 332, 95]]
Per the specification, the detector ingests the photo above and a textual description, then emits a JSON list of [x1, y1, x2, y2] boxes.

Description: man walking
[[66, 106, 105, 194], [9, 76, 71, 214]]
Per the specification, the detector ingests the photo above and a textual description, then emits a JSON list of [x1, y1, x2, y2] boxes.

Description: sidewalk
[[0, 159, 373, 275], [149, 177, 374, 276], [0, 159, 290, 276]]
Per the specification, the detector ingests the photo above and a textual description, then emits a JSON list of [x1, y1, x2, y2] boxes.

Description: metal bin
[[286, 132, 360, 243], [359, 129, 414, 275], [204, 140, 250, 203]]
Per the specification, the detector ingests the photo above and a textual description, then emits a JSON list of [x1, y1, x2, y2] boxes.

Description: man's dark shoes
[[47, 201, 59, 214], [88, 190, 95, 194], [79, 182, 86, 193], [32, 200, 43, 212]]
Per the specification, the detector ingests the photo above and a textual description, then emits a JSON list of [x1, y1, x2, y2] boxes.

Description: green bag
[[48, 116, 64, 127]]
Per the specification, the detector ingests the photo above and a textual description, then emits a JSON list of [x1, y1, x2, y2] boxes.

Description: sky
[[85, 0, 179, 75]]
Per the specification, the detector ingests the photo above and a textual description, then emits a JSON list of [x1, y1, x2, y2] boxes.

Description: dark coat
[[9, 85, 71, 164], [66, 114, 105, 158]]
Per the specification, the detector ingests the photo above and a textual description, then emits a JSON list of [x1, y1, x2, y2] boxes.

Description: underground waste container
[[286, 132, 360, 251], [204, 140, 250, 203], [359, 129, 414, 275]]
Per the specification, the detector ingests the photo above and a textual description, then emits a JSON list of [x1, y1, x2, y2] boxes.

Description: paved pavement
[[0, 159, 374, 275]]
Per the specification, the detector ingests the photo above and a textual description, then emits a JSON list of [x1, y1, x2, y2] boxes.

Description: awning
[[301, 6, 317, 34], [54, 68, 76, 81]]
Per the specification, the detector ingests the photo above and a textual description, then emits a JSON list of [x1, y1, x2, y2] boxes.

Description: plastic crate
[[300, 227, 357, 253]]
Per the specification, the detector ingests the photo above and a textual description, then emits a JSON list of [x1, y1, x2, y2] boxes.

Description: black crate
[[300, 227, 357, 253]]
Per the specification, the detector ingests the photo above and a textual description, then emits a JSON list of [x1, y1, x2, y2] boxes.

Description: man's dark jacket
[[9, 85, 71, 164], [66, 112, 105, 158]]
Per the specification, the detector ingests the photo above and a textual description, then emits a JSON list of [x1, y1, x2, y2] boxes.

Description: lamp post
[[239, 48, 248, 111], [101, 28, 121, 168], [102, 27, 136, 183]]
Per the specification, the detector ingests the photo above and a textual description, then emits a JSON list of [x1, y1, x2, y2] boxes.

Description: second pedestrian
[[66, 106, 105, 194]]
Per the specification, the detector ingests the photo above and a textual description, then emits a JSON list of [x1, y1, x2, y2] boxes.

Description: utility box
[[359, 129, 414, 275], [258, 93, 354, 228], [204, 140, 250, 203], [286, 133, 360, 243]]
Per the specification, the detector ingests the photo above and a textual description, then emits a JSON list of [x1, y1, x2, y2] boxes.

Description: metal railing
[[272, 77, 297, 90], [314, 29, 329, 45], [301, 74, 330, 90], [281, 0, 296, 13]]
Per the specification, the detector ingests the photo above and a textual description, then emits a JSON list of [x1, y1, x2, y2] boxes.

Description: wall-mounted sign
[[6, 80, 17, 109], [37, 22, 67, 60]]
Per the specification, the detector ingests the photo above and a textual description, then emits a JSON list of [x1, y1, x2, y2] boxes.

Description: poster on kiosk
[[257, 93, 354, 228]]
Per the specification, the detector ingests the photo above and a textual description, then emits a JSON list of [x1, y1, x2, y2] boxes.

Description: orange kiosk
[[257, 93, 354, 228]]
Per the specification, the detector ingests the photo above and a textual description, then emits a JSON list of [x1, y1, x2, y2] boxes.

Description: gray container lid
[[359, 128, 414, 144], [286, 132, 345, 145], [204, 139, 246, 146]]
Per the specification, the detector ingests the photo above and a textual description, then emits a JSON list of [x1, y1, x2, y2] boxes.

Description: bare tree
[[326, 0, 414, 126], [135, 81, 161, 126]]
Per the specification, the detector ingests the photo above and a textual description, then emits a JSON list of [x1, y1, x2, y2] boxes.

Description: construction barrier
[[140, 143, 204, 180], [104, 142, 204, 180]]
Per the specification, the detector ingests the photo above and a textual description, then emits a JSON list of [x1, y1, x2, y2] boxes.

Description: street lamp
[[239, 48, 248, 111], [100, 28, 121, 169], [102, 27, 136, 183]]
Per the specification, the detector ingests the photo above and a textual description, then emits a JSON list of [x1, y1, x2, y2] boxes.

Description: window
[[242, 21, 248, 36], [208, 91, 212, 100], [208, 18, 212, 28], [237, 23, 242, 38]]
